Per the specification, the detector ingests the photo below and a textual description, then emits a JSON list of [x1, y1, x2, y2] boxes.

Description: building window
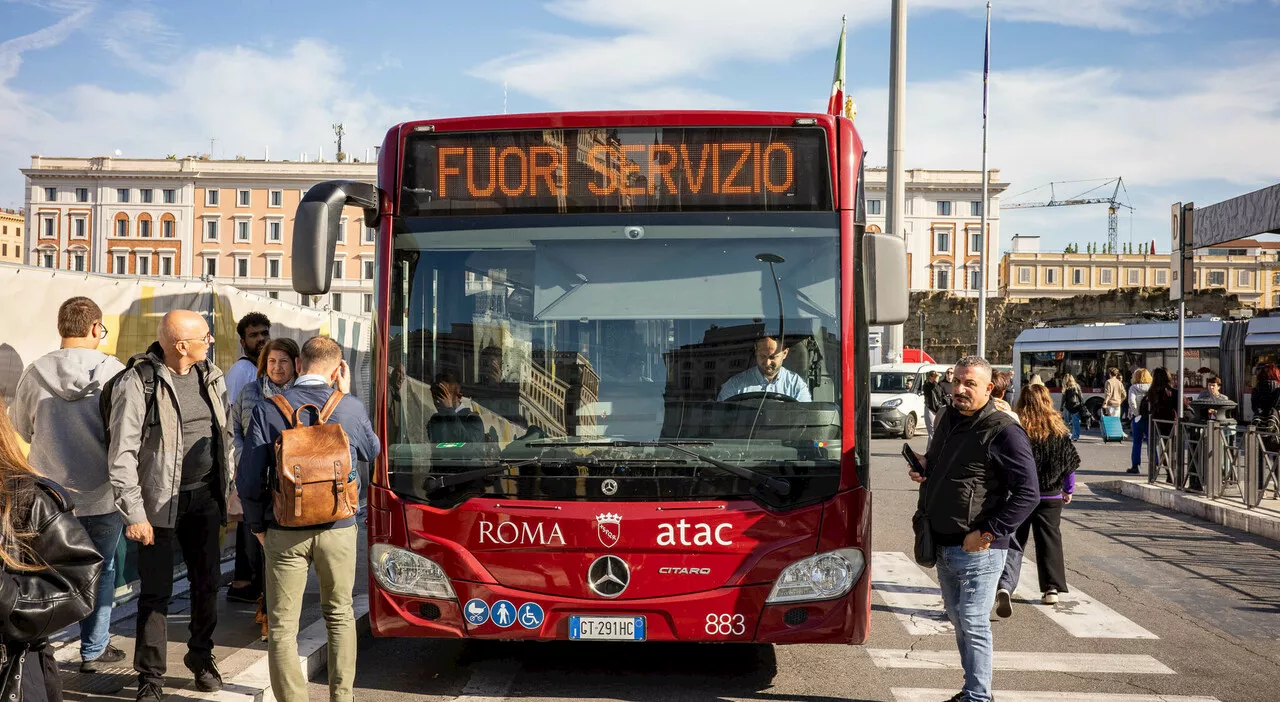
[[236, 220, 250, 242], [269, 190, 283, 208], [970, 201, 983, 217], [237, 189, 250, 207], [72, 253, 85, 272], [163, 189, 176, 204], [1, 244, 5, 256], [1208, 270, 1226, 287], [336, 223, 347, 244], [44, 187, 57, 202], [969, 231, 982, 254], [1072, 268, 1084, 285], [1156, 269, 1168, 286], [115, 218, 127, 238], [42, 252, 55, 268], [363, 293, 373, 313], [935, 268, 950, 289], [73, 218, 86, 239], [867, 199, 882, 215], [236, 258, 249, 278], [332, 294, 342, 312], [140, 189, 153, 204], [140, 218, 152, 238], [117, 188, 129, 203], [205, 257, 217, 277], [114, 255, 126, 274], [363, 260, 375, 280], [937, 200, 952, 216], [205, 189, 219, 206], [160, 255, 173, 276], [935, 229, 951, 253], [1238, 269, 1252, 287], [268, 291, 279, 300], [268, 221, 282, 242], [333, 260, 344, 279], [162, 219, 174, 238], [1018, 267, 1031, 284], [1127, 268, 1140, 285], [969, 269, 981, 290], [43, 217, 56, 238], [205, 220, 219, 241], [75, 188, 89, 203], [1046, 268, 1058, 284], [137, 255, 151, 276], [364, 226, 376, 244], [1100, 268, 1114, 285], [268, 258, 281, 278]]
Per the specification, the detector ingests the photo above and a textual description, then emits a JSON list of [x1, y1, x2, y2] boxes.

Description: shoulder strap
[[318, 390, 345, 423], [269, 394, 297, 427]]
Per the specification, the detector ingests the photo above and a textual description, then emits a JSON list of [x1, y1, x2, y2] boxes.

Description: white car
[[869, 363, 953, 439]]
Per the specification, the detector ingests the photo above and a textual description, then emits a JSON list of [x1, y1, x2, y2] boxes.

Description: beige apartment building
[[0, 209, 22, 264], [20, 156, 376, 312], [864, 168, 1010, 296], [1000, 234, 1280, 307]]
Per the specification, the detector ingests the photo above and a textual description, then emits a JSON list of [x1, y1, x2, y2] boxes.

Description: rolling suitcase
[[1101, 414, 1125, 443]]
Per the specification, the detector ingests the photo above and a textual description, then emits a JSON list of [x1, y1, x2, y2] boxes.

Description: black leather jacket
[[1, 475, 104, 701]]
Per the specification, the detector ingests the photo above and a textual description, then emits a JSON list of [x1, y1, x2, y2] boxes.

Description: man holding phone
[[906, 356, 1038, 702]]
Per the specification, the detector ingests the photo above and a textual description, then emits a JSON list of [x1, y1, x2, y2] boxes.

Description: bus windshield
[[386, 216, 842, 507]]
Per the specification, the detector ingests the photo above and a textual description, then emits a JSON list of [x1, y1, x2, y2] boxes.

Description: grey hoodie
[[9, 348, 125, 516]]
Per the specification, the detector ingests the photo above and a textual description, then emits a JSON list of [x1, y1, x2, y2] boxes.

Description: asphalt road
[[309, 434, 1280, 702]]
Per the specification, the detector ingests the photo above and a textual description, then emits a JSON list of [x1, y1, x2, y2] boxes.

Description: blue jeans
[[1131, 417, 1148, 468], [936, 545, 1006, 702], [77, 512, 124, 660], [1069, 412, 1081, 440]]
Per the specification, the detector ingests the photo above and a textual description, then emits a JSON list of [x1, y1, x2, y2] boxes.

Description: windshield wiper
[[528, 440, 791, 496], [423, 459, 536, 494]]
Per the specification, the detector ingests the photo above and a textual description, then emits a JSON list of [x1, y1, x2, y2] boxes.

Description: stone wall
[[908, 288, 1246, 364]]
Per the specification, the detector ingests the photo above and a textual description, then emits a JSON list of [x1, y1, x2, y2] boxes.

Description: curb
[[1094, 478, 1280, 543]]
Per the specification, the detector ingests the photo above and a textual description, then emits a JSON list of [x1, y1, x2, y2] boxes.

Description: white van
[[869, 362, 953, 438]]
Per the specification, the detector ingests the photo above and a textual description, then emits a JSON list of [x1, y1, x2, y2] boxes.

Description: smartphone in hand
[[902, 443, 925, 475]]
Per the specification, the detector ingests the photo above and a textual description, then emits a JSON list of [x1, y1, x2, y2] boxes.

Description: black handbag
[[911, 510, 936, 568]]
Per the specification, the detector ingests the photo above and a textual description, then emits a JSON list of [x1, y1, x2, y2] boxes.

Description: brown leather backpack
[[268, 392, 360, 528]]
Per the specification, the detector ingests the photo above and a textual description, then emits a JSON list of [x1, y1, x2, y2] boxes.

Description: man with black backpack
[[105, 309, 235, 701], [239, 336, 379, 702]]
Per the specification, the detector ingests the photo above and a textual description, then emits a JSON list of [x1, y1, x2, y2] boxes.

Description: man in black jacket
[[922, 370, 943, 446], [908, 356, 1039, 702]]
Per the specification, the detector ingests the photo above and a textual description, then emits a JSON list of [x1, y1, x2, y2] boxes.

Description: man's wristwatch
[[979, 532, 995, 546]]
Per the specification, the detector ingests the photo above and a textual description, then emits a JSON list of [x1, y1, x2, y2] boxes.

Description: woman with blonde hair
[[1127, 368, 1153, 474], [0, 395, 103, 700], [994, 384, 1080, 618], [1061, 374, 1084, 441]]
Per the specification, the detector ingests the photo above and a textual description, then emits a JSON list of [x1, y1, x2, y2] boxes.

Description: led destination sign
[[400, 126, 831, 216]]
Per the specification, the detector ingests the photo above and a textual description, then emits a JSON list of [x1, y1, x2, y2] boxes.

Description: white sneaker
[[994, 588, 1013, 618], [1042, 589, 1059, 605]]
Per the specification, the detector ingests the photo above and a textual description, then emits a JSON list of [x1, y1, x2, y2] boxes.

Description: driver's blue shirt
[[717, 366, 812, 402]]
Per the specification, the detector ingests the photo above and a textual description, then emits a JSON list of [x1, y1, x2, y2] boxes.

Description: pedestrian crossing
[[870, 551, 1220, 702]]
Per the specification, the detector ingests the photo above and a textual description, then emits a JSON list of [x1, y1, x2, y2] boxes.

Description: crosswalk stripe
[[1012, 559, 1159, 639], [869, 649, 1174, 674], [871, 551, 953, 635], [891, 690, 1219, 702]]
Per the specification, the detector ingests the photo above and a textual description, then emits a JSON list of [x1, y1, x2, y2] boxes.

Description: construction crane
[[1001, 177, 1134, 252]]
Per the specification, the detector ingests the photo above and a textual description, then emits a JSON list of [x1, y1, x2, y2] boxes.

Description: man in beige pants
[[238, 338, 380, 701]]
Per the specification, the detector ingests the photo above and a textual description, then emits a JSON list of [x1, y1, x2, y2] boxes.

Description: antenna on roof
[[504, 81, 508, 114]]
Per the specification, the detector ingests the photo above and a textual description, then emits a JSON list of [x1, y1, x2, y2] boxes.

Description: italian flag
[[827, 18, 850, 118]]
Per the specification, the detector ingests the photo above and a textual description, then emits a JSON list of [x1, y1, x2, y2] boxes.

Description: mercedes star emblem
[[587, 555, 630, 598], [601, 478, 618, 496]]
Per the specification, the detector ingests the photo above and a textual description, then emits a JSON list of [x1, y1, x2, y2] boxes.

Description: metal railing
[[1148, 418, 1280, 508]]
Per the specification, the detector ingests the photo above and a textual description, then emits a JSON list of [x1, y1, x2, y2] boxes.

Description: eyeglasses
[[95, 322, 109, 340], [179, 332, 215, 345]]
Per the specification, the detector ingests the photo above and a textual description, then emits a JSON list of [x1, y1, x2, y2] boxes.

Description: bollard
[[1204, 419, 1222, 498], [1243, 427, 1260, 508]]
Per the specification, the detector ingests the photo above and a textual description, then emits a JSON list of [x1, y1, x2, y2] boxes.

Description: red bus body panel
[[366, 111, 870, 644]]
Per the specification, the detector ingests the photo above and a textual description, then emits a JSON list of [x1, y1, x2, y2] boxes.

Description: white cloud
[[0, 0, 93, 83]]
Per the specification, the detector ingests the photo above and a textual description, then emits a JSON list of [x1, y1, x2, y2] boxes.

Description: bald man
[[107, 309, 235, 700], [717, 337, 812, 402]]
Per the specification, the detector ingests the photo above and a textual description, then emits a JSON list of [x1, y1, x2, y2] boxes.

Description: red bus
[[291, 111, 907, 644]]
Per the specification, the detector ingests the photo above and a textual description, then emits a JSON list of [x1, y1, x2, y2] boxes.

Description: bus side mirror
[[863, 228, 909, 325], [293, 181, 380, 295]]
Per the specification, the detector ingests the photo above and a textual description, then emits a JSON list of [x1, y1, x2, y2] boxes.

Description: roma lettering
[[477, 519, 566, 546], [656, 519, 735, 547]]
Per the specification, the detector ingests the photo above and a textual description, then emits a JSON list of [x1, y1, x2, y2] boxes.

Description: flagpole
[[976, 1, 991, 359]]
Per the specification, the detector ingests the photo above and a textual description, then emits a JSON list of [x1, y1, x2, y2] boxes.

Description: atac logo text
[[656, 519, 734, 546], [477, 519, 566, 546], [596, 513, 622, 548]]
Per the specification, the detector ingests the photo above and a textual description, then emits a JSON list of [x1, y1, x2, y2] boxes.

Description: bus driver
[[717, 337, 812, 402]]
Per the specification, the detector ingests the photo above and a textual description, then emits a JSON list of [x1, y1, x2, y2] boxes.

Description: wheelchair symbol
[[517, 602, 544, 629]]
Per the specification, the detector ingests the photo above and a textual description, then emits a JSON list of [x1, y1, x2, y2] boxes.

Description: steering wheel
[[722, 391, 798, 403]]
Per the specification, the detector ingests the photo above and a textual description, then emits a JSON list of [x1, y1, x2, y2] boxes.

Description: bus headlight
[[766, 548, 865, 604], [881, 398, 902, 409], [370, 544, 456, 600]]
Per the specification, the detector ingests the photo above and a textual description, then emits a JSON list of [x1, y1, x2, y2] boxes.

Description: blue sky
[[2, 0, 1279, 254]]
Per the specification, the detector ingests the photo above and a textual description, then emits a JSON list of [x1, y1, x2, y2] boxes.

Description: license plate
[[569, 616, 646, 641]]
